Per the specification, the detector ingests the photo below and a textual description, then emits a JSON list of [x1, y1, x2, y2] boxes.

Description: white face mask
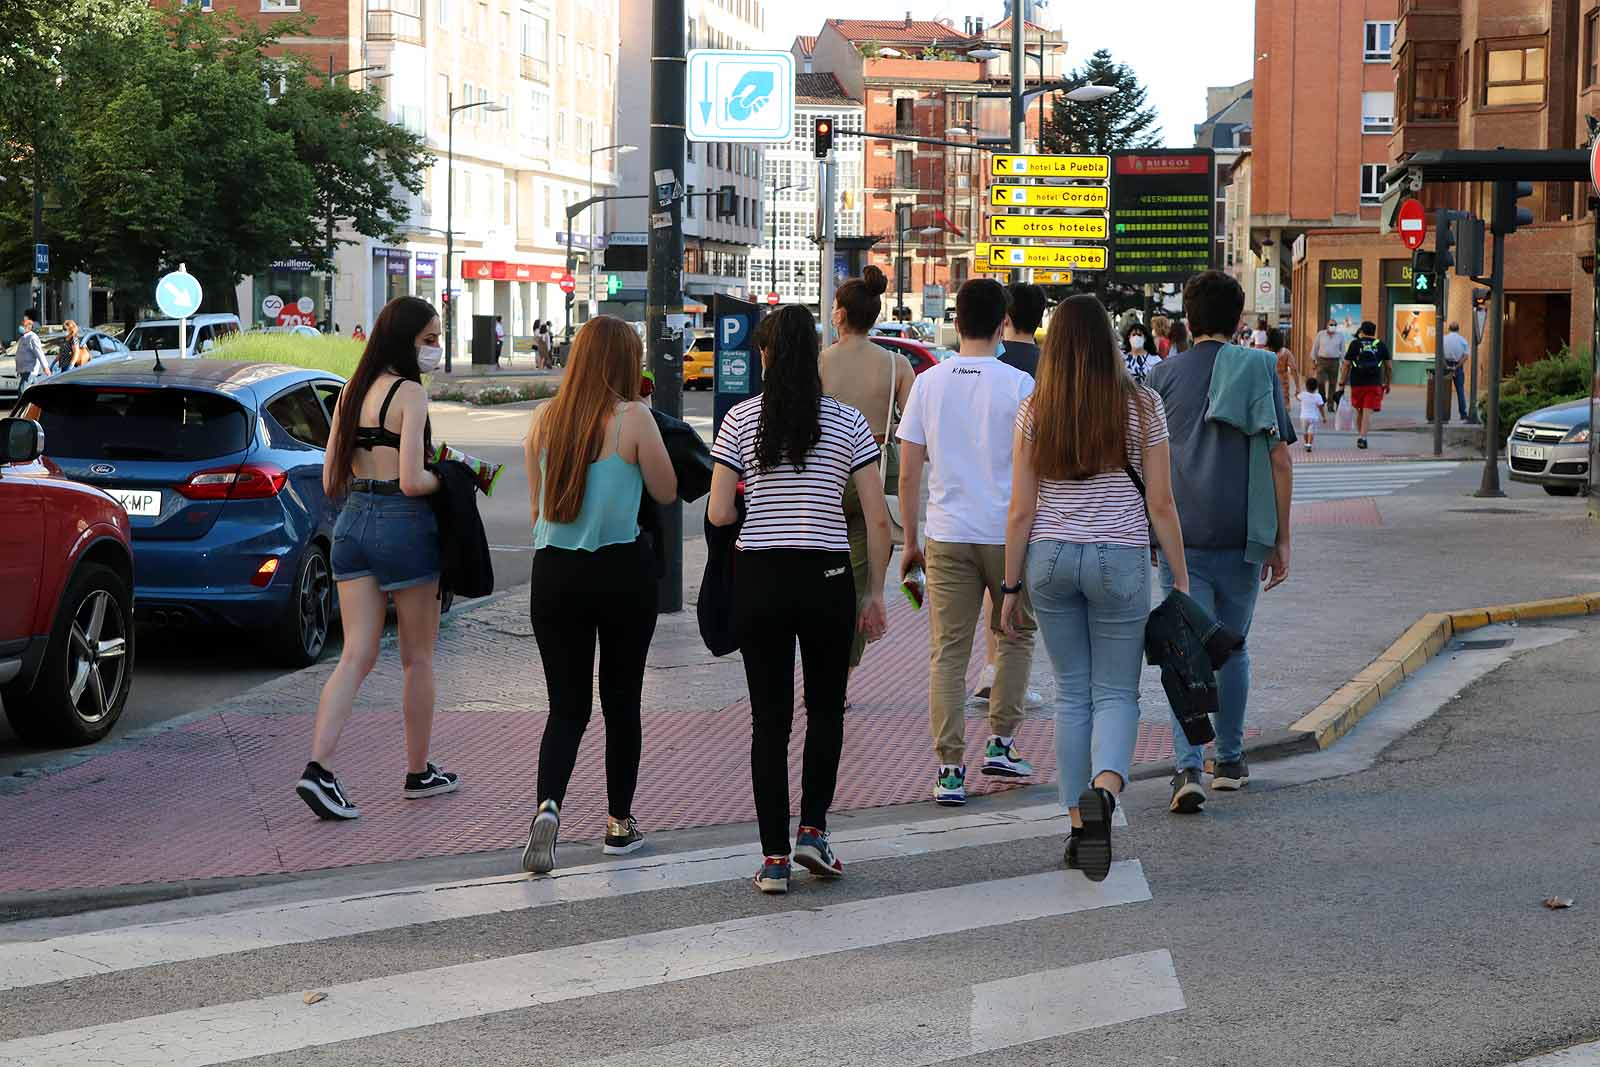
[[1130, 334, 1146, 352], [416, 344, 444, 373]]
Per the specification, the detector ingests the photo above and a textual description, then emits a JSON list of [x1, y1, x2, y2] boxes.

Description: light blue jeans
[[1158, 547, 1261, 771], [1025, 540, 1150, 810]]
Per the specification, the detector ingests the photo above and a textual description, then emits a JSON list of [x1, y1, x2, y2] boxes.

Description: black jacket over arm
[[428, 459, 494, 599], [637, 407, 713, 579]]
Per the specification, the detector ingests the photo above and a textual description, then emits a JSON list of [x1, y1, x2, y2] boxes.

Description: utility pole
[[818, 153, 837, 345], [1008, 8, 1026, 284], [1476, 197, 1508, 497], [31, 153, 43, 321], [646, 0, 686, 611]]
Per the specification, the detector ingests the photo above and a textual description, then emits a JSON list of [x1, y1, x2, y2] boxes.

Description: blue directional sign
[[33, 243, 48, 275], [686, 50, 795, 144], [155, 269, 204, 319]]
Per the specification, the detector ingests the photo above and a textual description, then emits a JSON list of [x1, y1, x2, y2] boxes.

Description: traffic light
[[606, 273, 621, 296], [1453, 216, 1485, 277], [1491, 180, 1535, 235], [813, 116, 834, 159], [716, 184, 737, 219], [1435, 213, 1455, 274], [1411, 249, 1436, 298]]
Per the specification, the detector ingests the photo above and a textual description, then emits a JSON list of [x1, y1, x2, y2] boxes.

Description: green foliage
[[209, 332, 365, 379], [1493, 346, 1591, 428], [859, 43, 881, 59], [1039, 48, 1161, 154]]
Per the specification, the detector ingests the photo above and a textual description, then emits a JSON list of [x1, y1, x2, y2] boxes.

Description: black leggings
[[734, 549, 856, 857], [530, 538, 658, 819]]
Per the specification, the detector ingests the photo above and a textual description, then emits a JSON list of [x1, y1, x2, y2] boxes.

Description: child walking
[[1298, 377, 1325, 453]]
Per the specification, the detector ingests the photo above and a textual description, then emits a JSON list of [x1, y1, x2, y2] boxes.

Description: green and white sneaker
[[934, 765, 967, 806], [980, 736, 1033, 778]]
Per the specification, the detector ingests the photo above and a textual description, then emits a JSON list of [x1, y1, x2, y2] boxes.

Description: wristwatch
[[1000, 580, 1024, 596]]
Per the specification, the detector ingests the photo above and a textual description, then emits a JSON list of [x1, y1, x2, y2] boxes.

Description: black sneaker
[[1357, 437, 1369, 449], [603, 815, 646, 856], [296, 761, 359, 820], [1063, 830, 1081, 870], [521, 799, 559, 874], [1168, 768, 1207, 814], [1211, 759, 1250, 791], [1074, 786, 1115, 882], [403, 762, 460, 799]]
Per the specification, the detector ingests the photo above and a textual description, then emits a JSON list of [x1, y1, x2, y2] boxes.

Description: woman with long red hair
[[519, 315, 676, 874]]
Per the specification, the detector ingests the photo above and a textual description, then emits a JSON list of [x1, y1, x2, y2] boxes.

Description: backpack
[[1350, 339, 1384, 374]]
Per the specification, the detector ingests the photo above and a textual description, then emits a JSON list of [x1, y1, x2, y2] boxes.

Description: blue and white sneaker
[[980, 737, 1033, 778], [934, 765, 967, 806], [793, 826, 844, 879], [521, 799, 560, 874], [753, 855, 790, 894]]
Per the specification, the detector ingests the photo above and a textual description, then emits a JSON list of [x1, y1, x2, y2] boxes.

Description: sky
[[760, 0, 1255, 148]]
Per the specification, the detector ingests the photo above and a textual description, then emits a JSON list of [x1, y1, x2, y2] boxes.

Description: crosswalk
[[0, 803, 1178, 1066], [1292, 461, 1461, 502]]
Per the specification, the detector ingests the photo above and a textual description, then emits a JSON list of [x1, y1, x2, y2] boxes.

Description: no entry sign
[[558, 274, 576, 294], [766, 292, 779, 306], [1397, 198, 1427, 250]]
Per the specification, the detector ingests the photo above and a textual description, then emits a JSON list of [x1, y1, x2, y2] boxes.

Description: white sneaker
[[1025, 688, 1045, 707], [973, 663, 997, 700]]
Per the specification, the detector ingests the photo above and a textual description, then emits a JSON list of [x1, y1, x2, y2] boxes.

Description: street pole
[[646, 0, 686, 612], [1009, 10, 1025, 284], [770, 172, 779, 296], [31, 153, 43, 321], [327, 57, 337, 332], [818, 154, 837, 345], [1431, 210, 1448, 458], [1591, 199, 1599, 519], [445, 87, 456, 373], [1469, 296, 1482, 424], [895, 206, 906, 319], [1476, 217, 1508, 497]]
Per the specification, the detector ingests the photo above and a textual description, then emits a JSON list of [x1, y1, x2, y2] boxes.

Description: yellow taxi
[[682, 332, 714, 390]]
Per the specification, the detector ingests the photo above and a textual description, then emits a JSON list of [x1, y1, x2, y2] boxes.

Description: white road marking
[[468, 410, 526, 421], [0, 864, 1154, 1066], [1502, 1041, 1600, 1066], [0, 803, 1106, 991], [1292, 462, 1461, 501], [575, 950, 1184, 1067]]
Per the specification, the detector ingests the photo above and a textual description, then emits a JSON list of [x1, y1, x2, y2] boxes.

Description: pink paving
[[1292, 498, 1383, 527]]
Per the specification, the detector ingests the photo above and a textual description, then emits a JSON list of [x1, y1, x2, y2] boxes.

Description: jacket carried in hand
[[428, 459, 494, 599], [1145, 589, 1245, 746], [1206, 343, 1282, 564], [637, 407, 713, 579]]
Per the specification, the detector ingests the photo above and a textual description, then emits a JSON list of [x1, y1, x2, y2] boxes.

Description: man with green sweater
[[1145, 270, 1294, 814]]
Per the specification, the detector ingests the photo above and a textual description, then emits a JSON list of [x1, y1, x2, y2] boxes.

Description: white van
[[123, 313, 243, 360]]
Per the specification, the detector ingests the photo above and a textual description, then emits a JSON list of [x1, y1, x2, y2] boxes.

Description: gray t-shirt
[[1145, 340, 1296, 552]]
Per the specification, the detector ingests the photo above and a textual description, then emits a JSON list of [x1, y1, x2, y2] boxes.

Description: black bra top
[[352, 378, 408, 451]]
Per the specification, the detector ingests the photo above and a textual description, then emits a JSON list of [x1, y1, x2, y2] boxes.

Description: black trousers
[[734, 548, 855, 857], [530, 538, 657, 819]]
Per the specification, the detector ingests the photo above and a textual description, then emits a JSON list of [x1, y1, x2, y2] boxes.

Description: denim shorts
[[331, 487, 441, 591]]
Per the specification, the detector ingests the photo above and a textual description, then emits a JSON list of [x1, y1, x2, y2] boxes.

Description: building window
[[437, 0, 447, 26], [1402, 43, 1457, 122], [260, 0, 299, 10], [893, 151, 914, 189], [1482, 41, 1546, 106], [1364, 21, 1395, 62], [686, 186, 696, 218], [895, 97, 914, 134], [1588, 12, 1600, 88], [1360, 163, 1387, 204], [1361, 91, 1394, 133], [556, 34, 567, 65]]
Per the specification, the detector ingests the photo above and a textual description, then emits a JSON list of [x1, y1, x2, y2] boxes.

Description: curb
[[1287, 592, 1600, 750]]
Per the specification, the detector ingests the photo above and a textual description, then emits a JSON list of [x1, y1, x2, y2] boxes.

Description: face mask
[[1130, 335, 1145, 351], [416, 344, 444, 373]]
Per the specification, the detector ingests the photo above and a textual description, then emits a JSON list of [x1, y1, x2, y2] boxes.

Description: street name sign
[[987, 244, 1108, 271], [990, 185, 1109, 209], [991, 154, 1110, 180], [686, 50, 795, 143], [988, 215, 1108, 240], [1397, 198, 1427, 250]]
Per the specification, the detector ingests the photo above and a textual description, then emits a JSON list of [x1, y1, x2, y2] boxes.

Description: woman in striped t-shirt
[[708, 304, 892, 895], [999, 295, 1190, 883]]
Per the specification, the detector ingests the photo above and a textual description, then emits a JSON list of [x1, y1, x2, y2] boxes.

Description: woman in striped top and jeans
[[708, 304, 893, 895], [1000, 295, 1190, 882]]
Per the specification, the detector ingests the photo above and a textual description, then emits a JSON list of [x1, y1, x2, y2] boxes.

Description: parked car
[[869, 322, 928, 343], [14, 357, 342, 666], [683, 332, 714, 390], [122, 313, 242, 360], [0, 416, 136, 745], [1507, 397, 1591, 496], [1, 329, 131, 401], [265, 325, 323, 339], [869, 335, 942, 376]]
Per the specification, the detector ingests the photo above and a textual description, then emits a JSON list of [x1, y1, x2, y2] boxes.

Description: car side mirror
[[0, 417, 44, 464]]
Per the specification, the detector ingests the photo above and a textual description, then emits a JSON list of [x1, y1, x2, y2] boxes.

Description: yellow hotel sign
[[1033, 269, 1074, 285], [987, 244, 1108, 270], [988, 215, 1109, 240], [990, 154, 1111, 179], [990, 185, 1110, 209]]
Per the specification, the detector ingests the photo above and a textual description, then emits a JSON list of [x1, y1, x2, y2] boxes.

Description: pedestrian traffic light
[[1491, 180, 1535, 235], [813, 116, 834, 159], [1411, 249, 1436, 298], [606, 273, 621, 296]]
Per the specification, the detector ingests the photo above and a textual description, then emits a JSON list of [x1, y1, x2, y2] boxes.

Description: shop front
[[1319, 259, 1364, 352], [253, 258, 331, 330], [1381, 258, 1432, 385], [414, 255, 438, 308], [371, 249, 411, 325]]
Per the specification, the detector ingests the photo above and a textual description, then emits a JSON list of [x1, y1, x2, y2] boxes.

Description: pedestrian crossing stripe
[[1292, 462, 1460, 501], [0, 865, 1156, 1066]]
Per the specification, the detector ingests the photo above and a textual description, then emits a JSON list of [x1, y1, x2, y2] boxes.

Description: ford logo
[[89, 463, 116, 475]]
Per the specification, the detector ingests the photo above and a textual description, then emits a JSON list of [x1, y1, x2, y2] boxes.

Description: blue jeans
[[331, 487, 441, 591], [1450, 364, 1468, 419], [1025, 541, 1149, 810], [1158, 548, 1260, 771]]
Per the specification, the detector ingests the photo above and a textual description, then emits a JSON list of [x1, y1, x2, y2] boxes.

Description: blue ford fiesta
[[14, 358, 343, 666]]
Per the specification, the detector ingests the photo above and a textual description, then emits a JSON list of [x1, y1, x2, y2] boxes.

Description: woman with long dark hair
[[296, 296, 457, 820], [1000, 295, 1189, 882], [708, 304, 892, 895], [518, 316, 676, 874]]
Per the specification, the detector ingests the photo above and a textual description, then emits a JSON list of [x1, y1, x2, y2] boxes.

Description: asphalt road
[[0, 392, 716, 775], [2, 617, 1596, 1065]]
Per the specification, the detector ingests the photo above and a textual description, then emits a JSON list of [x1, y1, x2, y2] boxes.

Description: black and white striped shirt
[[711, 395, 880, 552]]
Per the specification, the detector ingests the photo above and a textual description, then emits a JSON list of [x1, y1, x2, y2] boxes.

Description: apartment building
[[1194, 80, 1254, 301]]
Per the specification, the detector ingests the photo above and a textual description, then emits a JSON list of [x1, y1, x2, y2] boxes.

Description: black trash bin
[[470, 314, 496, 366]]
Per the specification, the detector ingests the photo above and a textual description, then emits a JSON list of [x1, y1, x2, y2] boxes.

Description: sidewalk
[[2, 460, 1595, 895]]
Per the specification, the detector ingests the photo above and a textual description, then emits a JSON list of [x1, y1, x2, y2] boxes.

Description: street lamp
[[324, 64, 391, 332], [587, 143, 637, 323], [766, 177, 808, 301], [893, 204, 944, 321], [445, 89, 506, 372]]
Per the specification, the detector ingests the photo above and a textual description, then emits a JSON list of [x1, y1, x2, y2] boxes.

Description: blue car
[[15, 358, 343, 666]]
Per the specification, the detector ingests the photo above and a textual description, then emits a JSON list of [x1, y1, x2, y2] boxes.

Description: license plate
[[110, 488, 162, 516], [1510, 444, 1545, 462]]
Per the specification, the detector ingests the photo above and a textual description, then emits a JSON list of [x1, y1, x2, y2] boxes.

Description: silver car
[[1, 329, 130, 401], [1507, 398, 1591, 496]]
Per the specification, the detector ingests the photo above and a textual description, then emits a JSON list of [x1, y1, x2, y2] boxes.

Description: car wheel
[[272, 544, 333, 667], [1, 563, 134, 746], [1543, 484, 1583, 497]]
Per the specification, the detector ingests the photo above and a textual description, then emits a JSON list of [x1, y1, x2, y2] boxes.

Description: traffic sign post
[[989, 185, 1109, 209], [990, 154, 1110, 179], [987, 244, 1108, 271], [1397, 198, 1427, 250], [988, 215, 1109, 241], [686, 50, 796, 144], [558, 273, 576, 295], [154, 264, 204, 373]]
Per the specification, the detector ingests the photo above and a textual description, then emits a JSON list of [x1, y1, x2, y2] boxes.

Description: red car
[[0, 416, 135, 745], [869, 336, 948, 376]]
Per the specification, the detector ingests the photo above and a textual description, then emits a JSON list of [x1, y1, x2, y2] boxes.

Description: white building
[[747, 73, 865, 309]]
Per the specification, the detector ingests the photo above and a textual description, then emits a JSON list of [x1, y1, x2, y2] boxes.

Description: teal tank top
[[533, 417, 644, 551]]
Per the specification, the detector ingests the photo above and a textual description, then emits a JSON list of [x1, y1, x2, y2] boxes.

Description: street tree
[[1039, 48, 1161, 155]]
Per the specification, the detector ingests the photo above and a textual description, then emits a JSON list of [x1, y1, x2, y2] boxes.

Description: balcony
[[366, 9, 423, 43], [520, 54, 549, 83]]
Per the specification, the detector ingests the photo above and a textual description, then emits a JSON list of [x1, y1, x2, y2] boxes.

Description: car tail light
[[250, 558, 281, 587], [177, 463, 288, 501]]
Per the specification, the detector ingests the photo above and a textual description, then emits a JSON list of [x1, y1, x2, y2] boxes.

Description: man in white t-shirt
[[898, 279, 1037, 807]]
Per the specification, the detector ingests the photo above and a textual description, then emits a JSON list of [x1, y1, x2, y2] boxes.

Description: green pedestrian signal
[[606, 273, 621, 296], [1410, 249, 1436, 298]]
